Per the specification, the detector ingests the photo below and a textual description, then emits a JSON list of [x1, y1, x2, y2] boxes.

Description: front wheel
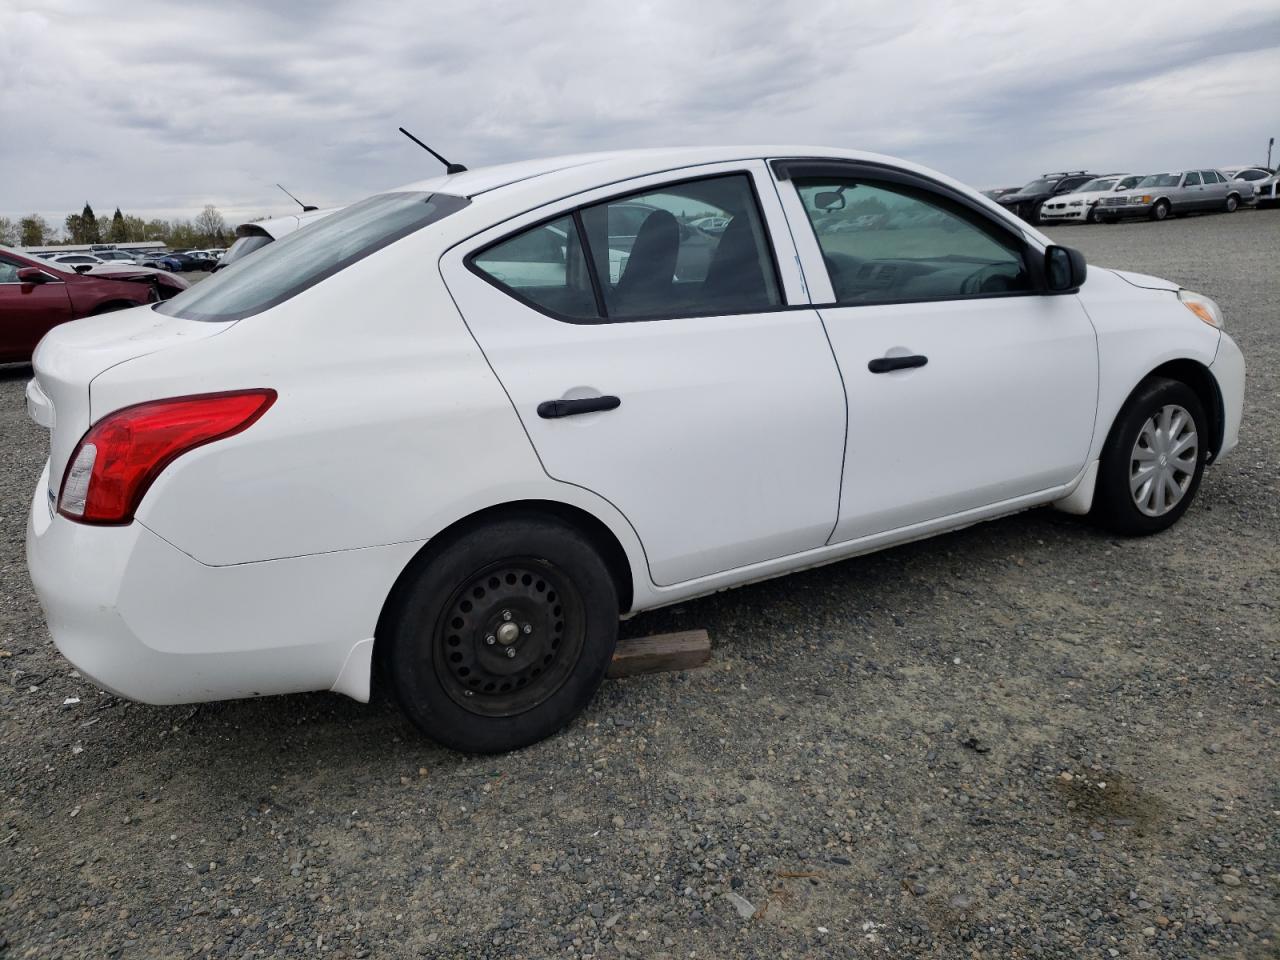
[[1092, 377, 1207, 536], [383, 516, 619, 753], [1087, 205, 1105, 224], [1150, 200, 1171, 221], [1224, 194, 1239, 213]]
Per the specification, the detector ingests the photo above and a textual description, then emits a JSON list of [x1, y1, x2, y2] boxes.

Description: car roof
[[386, 145, 1040, 238]]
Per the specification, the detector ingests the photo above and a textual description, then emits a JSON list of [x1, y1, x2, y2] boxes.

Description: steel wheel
[[433, 558, 586, 718], [1151, 200, 1170, 221], [1129, 404, 1198, 517]]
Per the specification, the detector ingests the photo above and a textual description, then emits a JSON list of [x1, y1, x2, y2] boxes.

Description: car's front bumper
[[1039, 205, 1088, 223], [26, 462, 417, 704], [1210, 332, 1245, 462], [1097, 201, 1153, 219]]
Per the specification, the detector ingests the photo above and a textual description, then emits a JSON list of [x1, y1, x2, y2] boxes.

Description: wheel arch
[[1112, 358, 1224, 461], [373, 499, 638, 675]]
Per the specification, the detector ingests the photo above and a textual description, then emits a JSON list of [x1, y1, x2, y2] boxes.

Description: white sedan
[[25, 146, 1245, 753], [1039, 174, 1145, 223]]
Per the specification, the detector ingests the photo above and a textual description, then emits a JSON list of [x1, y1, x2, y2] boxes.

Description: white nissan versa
[[25, 147, 1245, 753]]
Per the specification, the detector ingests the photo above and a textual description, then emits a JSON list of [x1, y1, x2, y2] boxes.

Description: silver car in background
[[1224, 166, 1278, 207], [1098, 169, 1246, 221]]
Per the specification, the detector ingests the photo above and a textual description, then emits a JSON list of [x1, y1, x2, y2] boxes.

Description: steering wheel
[[960, 264, 1012, 295]]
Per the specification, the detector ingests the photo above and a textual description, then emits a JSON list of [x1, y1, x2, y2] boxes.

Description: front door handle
[[537, 395, 621, 419], [868, 354, 928, 374]]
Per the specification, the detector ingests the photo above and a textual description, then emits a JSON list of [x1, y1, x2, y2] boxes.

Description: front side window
[[0, 256, 20, 283], [158, 191, 469, 322], [471, 173, 783, 322], [794, 179, 1031, 304], [1183, 172, 1202, 186]]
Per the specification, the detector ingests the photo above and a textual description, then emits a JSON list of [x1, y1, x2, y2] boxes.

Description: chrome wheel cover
[[1130, 404, 1198, 517]]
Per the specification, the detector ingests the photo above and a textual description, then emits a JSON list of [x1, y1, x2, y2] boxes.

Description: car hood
[[1108, 269, 1180, 292], [997, 191, 1048, 204]]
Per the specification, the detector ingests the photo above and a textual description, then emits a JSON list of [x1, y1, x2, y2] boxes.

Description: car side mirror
[[73, 264, 94, 274], [16, 267, 50, 284], [1044, 245, 1086, 292]]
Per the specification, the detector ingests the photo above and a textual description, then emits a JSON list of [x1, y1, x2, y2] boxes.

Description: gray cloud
[[2, 0, 1278, 230]]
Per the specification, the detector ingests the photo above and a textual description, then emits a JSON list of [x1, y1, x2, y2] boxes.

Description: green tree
[[20, 214, 49, 246], [64, 212, 84, 243], [124, 215, 147, 242], [80, 202, 100, 243], [145, 218, 171, 243], [0, 216, 17, 246], [110, 208, 128, 243]]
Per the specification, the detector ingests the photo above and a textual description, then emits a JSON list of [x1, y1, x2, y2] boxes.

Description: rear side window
[[472, 216, 597, 320], [157, 191, 470, 322], [469, 173, 783, 322]]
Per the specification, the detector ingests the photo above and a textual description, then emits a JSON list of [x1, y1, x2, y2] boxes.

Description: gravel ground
[[1, 211, 1276, 959]]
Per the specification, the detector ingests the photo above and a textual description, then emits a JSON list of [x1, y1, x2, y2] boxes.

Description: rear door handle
[[868, 354, 928, 374], [537, 395, 621, 419]]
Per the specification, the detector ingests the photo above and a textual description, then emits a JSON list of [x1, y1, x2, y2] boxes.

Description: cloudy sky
[[3, 0, 1278, 230]]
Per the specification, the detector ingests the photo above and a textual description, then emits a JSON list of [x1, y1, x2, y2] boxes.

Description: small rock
[[1219, 873, 1241, 886], [724, 891, 756, 919]]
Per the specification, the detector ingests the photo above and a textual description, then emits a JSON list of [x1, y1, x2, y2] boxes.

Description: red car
[[0, 248, 189, 363]]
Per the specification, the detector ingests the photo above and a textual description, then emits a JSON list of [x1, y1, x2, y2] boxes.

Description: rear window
[[157, 191, 469, 322]]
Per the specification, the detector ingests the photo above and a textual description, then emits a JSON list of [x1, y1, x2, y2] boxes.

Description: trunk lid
[[30, 304, 229, 506]]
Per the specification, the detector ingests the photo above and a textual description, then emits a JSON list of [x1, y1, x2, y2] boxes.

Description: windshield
[[157, 191, 469, 322], [1019, 178, 1059, 193], [1077, 178, 1116, 192], [1137, 174, 1180, 188]]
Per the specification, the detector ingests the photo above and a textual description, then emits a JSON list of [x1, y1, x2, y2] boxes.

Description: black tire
[[1092, 377, 1208, 536], [1224, 194, 1239, 213], [1150, 200, 1170, 221], [1088, 206, 1104, 224], [1028, 200, 1045, 225], [383, 516, 619, 753]]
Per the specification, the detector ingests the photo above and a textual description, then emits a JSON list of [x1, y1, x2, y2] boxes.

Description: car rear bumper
[[26, 461, 419, 705]]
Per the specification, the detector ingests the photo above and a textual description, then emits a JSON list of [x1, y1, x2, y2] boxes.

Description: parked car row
[[0, 246, 189, 362], [984, 166, 1277, 225], [32, 247, 223, 274]]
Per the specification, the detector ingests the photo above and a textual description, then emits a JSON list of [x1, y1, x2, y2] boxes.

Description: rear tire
[[384, 516, 619, 753], [1092, 377, 1207, 536], [1150, 200, 1170, 221]]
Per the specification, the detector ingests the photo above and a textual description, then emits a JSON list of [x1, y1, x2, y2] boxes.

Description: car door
[[441, 162, 847, 586], [0, 256, 74, 361], [1201, 171, 1229, 208], [1179, 171, 1205, 211], [771, 159, 1099, 543]]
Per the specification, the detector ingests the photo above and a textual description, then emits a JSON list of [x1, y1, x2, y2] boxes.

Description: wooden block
[[608, 629, 711, 679]]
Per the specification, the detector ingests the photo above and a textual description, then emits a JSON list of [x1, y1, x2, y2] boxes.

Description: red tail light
[[58, 390, 276, 525]]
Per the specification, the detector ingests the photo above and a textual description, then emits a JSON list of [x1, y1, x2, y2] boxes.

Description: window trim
[[463, 170, 789, 325], [774, 159, 1050, 308]]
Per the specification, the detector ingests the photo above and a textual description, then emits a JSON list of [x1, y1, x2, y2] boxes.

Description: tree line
[[0, 203, 227, 249]]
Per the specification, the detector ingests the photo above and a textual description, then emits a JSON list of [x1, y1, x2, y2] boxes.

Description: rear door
[[441, 162, 847, 587], [0, 255, 73, 361], [1201, 171, 1228, 208]]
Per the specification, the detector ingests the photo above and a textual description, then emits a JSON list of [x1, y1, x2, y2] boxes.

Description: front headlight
[[1068, 201, 1083, 207], [1179, 289, 1224, 330]]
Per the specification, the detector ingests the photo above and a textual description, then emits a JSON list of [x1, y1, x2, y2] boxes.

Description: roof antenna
[[399, 127, 468, 174], [276, 183, 318, 212]]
